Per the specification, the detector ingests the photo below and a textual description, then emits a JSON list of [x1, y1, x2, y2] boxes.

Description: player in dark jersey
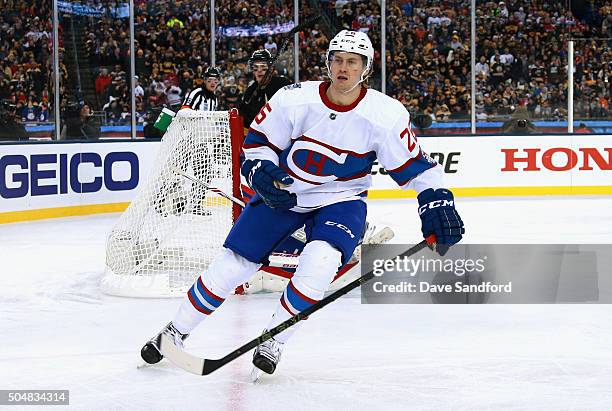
[[239, 50, 292, 128]]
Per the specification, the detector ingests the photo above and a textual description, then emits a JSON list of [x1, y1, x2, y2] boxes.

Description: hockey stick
[[171, 165, 246, 207], [159, 235, 435, 376], [170, 166, 307, 246], [263, 15, 321, 84], [263, 14, 321, 86], [245, 14, 322, 104]]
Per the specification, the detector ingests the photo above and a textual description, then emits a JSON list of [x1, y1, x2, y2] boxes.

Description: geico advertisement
[[0, 142, 160, 212], [370, 135, 611, 189]]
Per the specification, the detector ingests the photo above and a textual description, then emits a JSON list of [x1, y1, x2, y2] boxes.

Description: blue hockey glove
[[241, 159, 297, 210], [417, 188, 465, 256]]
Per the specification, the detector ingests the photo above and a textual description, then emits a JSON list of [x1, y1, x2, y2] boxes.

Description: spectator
[[103, 97, 122, 125], [386, 0, 609, 122], [38, 102, 49, 122], [264, 36, 277, 55], [500, 48, 514, 65], [6, 0, 607, 135], [96, 68, 112, 98], [475, 56, 490, 78], [575, 122, 591, 133], [62, 103, 101, 140], [134, 77, 145, 100], [21, 99, 39, 123], [166, 84, 182, 110]]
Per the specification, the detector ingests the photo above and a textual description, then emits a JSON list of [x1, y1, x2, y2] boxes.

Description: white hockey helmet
[[326, 30, 374, 84]]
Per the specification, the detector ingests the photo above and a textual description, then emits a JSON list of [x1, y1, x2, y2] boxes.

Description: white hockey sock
[[173, 248, 261, 335], [172, 275, 227, 334], [265, 301, 300, 343], [265, 240, 341, 343], [173, 296, 209, 335]]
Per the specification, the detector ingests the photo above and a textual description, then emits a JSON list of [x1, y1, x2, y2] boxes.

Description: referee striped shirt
[[181, 87, 219, 111]]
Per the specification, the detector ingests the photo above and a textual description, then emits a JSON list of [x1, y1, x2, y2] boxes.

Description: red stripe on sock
[[198, 277, 224, 303], [188, 289, 212, 315], [289, 280, 318, 304], [280, 294, 296, 316]]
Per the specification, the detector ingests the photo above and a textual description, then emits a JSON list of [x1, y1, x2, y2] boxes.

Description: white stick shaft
[[171, 166, 245, 207]]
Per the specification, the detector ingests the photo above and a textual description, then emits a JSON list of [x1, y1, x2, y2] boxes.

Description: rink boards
[[371, 134, 612, 198], [1, 134, 611, 223]]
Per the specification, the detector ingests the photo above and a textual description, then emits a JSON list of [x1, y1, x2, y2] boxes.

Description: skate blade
[[137, 360, 167, 369], [250, 367, 264, 383], [137, 361, 153, 369]]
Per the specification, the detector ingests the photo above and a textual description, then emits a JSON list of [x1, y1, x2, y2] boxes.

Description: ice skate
[[140, 322, 189, 364], [251, 332, 285, 379]]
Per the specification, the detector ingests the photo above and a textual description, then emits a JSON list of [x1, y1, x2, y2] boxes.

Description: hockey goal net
[[102, 109, 242, 297]]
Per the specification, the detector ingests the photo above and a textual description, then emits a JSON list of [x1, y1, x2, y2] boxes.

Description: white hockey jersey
[[244, 81, 442, 212]]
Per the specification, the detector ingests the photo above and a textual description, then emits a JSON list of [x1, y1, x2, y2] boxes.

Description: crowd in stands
[[84, 0, 383, 125], [85, 0, 300, 125], [0, 0, 55, 123], [386, 0, 610, 121], [1, 0, 610, 131], [298, 0, 382, 89]]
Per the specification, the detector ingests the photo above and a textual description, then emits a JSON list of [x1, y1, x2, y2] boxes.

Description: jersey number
[[254, 103, 272, 125], [400, 127, 417, 153]]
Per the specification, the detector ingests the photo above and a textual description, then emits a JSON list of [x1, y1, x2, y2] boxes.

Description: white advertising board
[[1, 134, 610, 223], [370, 134, 612, 196], [0, 141, 160, 218]]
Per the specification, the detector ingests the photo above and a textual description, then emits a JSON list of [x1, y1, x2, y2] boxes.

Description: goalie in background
[[141, 30, 464, 380], [238, 49, 291, 129], [237, 49, 296, 250]]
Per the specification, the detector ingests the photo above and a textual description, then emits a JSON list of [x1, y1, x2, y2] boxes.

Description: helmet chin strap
[[327, 67, 370, 94], [340, 78, 363, 94]]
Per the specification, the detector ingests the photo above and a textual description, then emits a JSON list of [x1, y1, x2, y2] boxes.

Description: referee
[[179, 66, 222, 216], [181, 67, 220, 111]]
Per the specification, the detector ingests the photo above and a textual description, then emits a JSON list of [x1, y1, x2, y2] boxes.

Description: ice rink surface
[[1, 196, 612, 410]]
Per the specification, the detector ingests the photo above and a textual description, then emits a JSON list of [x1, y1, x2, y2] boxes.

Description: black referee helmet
[[204, 67, 221, 79]]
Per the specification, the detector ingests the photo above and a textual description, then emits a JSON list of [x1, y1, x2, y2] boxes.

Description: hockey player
[[237, 51, 390, 268], [237, 49, 302, 256], [141, 30, 464, 377], [239, 49, 291, 128]]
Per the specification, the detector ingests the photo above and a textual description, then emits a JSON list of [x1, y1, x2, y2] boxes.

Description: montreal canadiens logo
[[286, 140, 349, 184]]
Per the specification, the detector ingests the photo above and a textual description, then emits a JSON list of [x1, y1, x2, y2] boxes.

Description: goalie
[[141, 30, 464, 379]]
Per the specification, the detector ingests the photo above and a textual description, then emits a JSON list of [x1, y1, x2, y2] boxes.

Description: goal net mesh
[[102, 110, 236, 297]]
